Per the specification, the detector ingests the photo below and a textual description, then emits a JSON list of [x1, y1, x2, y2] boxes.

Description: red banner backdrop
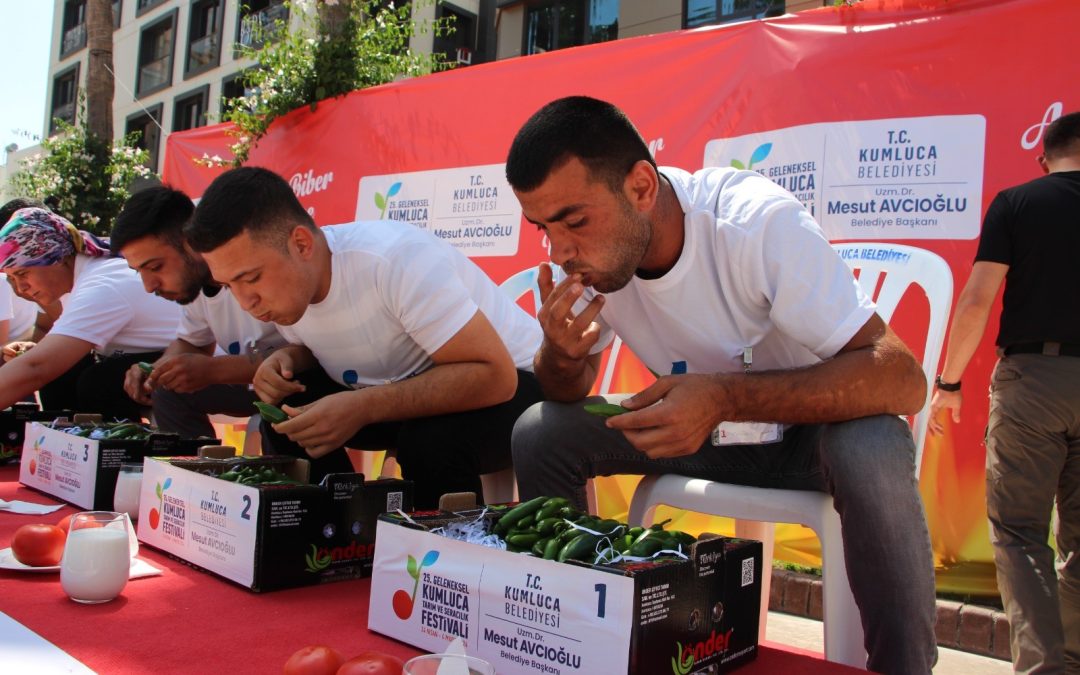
[[164, 0, 1079, 594]]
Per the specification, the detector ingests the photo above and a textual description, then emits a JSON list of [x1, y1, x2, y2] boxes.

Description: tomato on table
[[11, 524, 67, 567]]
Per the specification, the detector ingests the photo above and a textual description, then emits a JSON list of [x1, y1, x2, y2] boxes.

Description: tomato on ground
[[283, 645, 344, 675], [336, 652, 405, 675]]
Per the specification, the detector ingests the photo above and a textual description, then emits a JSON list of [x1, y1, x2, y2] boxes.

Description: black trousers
[[260, 368, 544, 508], [40, 351, 164, 423]]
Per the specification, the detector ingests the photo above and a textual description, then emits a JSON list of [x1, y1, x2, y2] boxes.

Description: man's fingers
[[537, 263, 555, 303], [567, 295, 604, 335]]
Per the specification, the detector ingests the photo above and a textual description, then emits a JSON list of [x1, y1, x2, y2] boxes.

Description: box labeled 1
[[369, 510, 761, 674]]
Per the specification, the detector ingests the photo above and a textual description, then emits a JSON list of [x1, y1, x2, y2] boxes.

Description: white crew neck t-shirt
[[276, 220, 542, 388], [0, 274, 39, 340], [584, 166, 875, 377], [178, 285, 287, 357], [52, 256, 181, 356]]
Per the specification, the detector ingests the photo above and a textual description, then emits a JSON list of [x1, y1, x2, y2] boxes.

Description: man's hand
[[254, 349, 306, 404], [148, 354, 217, 394], [536, 263, 605, 362], [124, 363, 153, 405], [2, 341, 35, 363], [274, 392, 364, 458], [928, 389, 962, 436], [606, 374, 728, 459]]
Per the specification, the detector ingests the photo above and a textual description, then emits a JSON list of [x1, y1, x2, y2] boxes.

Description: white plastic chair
[[627, 243, 953, 669]]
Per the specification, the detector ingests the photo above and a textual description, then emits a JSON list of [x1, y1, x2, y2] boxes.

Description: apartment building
[[44, 0, 825, 173]]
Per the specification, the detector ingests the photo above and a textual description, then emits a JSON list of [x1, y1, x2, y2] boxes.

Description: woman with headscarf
[[0, 207, 181, 421]]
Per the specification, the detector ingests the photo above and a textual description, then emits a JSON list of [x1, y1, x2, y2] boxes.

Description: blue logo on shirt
[[227, 341, 241, 355], [343, 370, 359, 386], [671, 361, 687, 375]]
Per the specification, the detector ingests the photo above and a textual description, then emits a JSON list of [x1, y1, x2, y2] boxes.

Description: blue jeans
[[511, 396, 937, 674]]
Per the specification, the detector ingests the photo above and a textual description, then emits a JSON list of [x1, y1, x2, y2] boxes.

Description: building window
[[113, 0, 123, 29], [186, 0, 223, 78], [136, 0, 167, 16], [523, 0, 618, 56], [237, 0, 289, 51], [684, 0, 784, 27], [60, 0, 87, 58], [435, 4, 479, 66], [173, 86, 210, 132], [220, 70, 258, 116], [49, 65, 81, 136], [125, 105, 163, 172], [136, 11, 178, 97]]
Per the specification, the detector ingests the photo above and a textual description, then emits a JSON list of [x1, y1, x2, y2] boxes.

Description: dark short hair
[[506, 96, 655, 193], [111, 186, 194, 252], [0, 198, 47, 226], [1044, 111, 1080, 160], [186, 167, 315, 253]]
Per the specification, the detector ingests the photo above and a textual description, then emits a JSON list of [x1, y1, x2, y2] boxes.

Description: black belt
[[1002, 342, 1080, 357]]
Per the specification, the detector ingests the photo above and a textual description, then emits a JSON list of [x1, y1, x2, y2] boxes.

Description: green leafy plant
[[212, 0, 456, 167], [8, 110, 152, 236]]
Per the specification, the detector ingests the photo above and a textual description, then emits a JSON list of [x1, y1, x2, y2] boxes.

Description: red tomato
[[283, 645, 344, 675], [336, 652, 404, 675], [11, 524, 66, 567], [56, 514, 73, 533]]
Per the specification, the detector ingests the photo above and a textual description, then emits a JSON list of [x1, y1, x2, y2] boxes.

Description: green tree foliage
[[8, 116, 152, 236], [218, 0, 455, 166]]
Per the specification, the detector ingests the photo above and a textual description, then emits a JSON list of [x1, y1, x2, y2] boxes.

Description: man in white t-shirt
[[185, 167, 544, 506], [0, 274, 39, 343], [110, 187, 288, 438], [505, 97, 936, 674]]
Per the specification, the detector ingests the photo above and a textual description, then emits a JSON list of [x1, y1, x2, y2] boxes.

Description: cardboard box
[[0, 403, 72, 464], [137, 454, 413, 592], [369, 509, 762, 674], [18, 420, 214, 509]]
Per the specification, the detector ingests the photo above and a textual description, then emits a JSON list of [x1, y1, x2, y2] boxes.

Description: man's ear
[[290, 224, 317, 260], [624, 159, 660, 213]]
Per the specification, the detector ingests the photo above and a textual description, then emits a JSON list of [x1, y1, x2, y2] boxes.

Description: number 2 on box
[[595, 583, 607, 618], [241, 495, 252, 520]]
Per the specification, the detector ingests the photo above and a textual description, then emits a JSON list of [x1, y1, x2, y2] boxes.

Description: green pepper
[[492, 496, 548, 537], [558, 533, 601, 563], [583, 402, 629, 417], [253, 401, 289, 424], [137, 361, 154, 374]]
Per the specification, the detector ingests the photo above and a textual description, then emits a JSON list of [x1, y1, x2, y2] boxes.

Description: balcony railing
[[239, 4, 288, 49], [138, 55, 171, 94], [62, 24, 87, 55], [187, 33, 220, 71]]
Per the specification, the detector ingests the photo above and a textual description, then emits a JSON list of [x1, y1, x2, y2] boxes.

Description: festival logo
[[729, 142, 773, 171], [392, 550, 439, 620], [375, 182, 403, 219], [148, 477, 172, 530]]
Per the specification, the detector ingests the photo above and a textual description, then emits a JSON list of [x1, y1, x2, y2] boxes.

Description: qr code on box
[[741, 557, 754, 587], [386, 491, 403, 512]]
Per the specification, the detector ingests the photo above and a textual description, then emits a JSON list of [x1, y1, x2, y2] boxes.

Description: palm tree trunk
[[85, 0, 115, 144]]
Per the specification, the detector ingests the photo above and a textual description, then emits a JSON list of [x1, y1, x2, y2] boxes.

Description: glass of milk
[[60, 511, 131, 604], [113, 462, 143, 521], [403, 654, 496, 675]]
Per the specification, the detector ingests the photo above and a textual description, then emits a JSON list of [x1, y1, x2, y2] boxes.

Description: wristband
[[935, 375, 961, 392]]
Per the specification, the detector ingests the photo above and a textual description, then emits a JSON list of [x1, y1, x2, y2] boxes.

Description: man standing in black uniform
[[930, 111, 1080, 673]]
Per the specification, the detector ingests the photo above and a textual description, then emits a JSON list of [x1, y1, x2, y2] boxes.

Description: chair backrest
[[498, 267, 543, 311], [832, 243, 954, 471]]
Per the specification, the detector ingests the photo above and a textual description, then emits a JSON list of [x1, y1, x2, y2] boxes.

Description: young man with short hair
[[506, 96, 936, 674], [185, 167, 543, 506], [111, 186, 287, 438]]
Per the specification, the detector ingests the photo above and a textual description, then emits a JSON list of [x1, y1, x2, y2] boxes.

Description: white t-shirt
[[52, 256, 181, 356], [276, 221, 542, 388], [584, 167, 875, 377], [178, 286, 287, 357], [0, 274, 38, 341]]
